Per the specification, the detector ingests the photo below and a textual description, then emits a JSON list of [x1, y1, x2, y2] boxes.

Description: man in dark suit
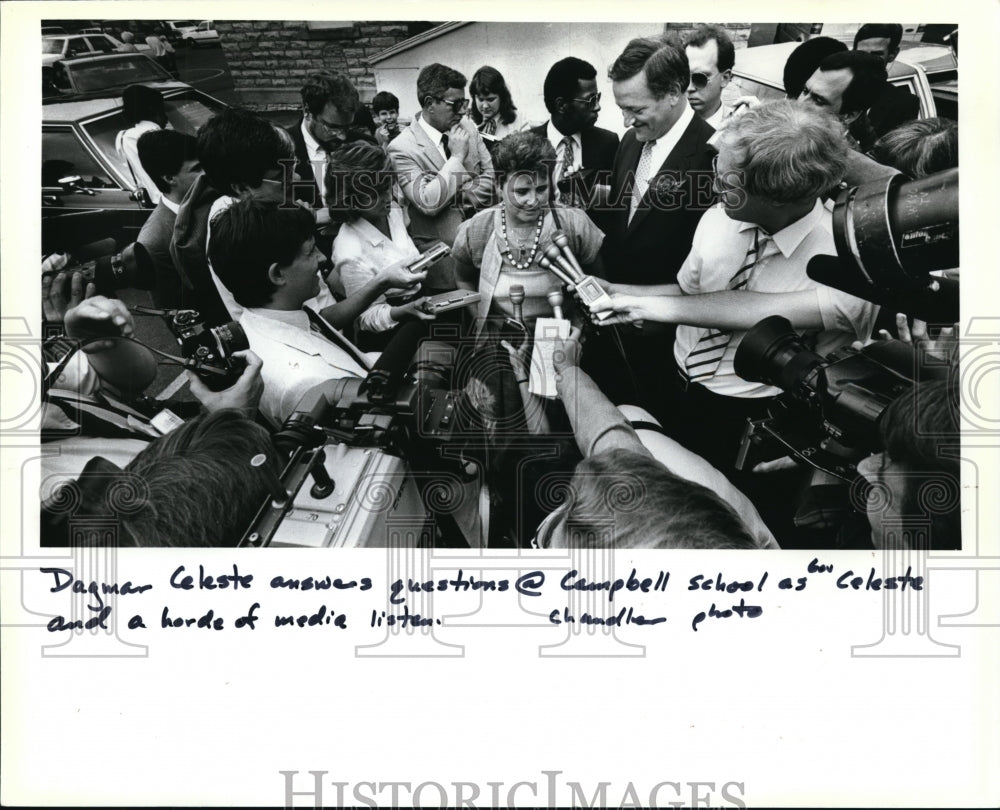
[[854, 23, 920, 138], [530, 57, 619, 231], [135, 129, 202, 308], [583, 36, 715, 418], [285, 71, 364, 209]]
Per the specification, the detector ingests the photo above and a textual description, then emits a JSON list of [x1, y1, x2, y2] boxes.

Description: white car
[[43, 33, 122, 68], [182, 21, 220, 47]]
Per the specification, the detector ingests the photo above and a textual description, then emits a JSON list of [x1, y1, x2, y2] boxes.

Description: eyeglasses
[[311, 115, 352, 136], [434, 96, 470, 113], [570, 92, 602, 109], [689, 72, 713, 90]]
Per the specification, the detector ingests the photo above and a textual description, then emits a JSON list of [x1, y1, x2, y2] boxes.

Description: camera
[[240, 322, 483, 548], [732, 315, 948, 481], [168, 309, 250, 391], [807, 168, 958, 323]]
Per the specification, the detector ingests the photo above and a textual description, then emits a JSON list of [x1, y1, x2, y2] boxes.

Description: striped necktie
[[628, 140, 655, 224], [683, 228, 770, 383]]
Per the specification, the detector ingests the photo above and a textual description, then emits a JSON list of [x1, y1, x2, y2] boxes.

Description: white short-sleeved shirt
[[673, 200, 879, 398], [332, 204, 420, 333]]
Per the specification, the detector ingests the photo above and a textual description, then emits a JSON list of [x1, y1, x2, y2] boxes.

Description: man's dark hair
[[854, 23, 904, 52], [136, 129, 198, 194], [878, 377, 961, 549], [870, 117, 958, 178], [416, 63, 467, 108], [817, 50, 888, 115], [684, 24, 735, 72], [608, 36, 689, 99], [543, 56, 598, 114], [208, 198, 316, 308], [371, 90, 399, 114], [564, 449, 758, 549], [40, 411, 281, 547], [783, 36, 847, 98], [121, 83, 165, 127], [197, 108, 287, 196], [125, 410, 281, 547], [300, 71, 360, 118]]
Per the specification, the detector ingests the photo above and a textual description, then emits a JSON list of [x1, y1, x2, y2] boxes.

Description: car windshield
[[42, 128, 116, 188], [42, 39, 65, 54], [67, 57, 171, 93], [171, 21, 199, 28], [726, 75, 786, 104]]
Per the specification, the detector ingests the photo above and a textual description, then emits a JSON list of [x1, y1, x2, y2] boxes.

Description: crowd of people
[[40, 24, 961, 552]]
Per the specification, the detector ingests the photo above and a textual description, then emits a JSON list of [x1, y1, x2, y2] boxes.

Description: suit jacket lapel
[[625, 117, 705, 235], [410, 114, 445, 170]]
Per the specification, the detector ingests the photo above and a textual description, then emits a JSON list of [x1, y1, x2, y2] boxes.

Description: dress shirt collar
[[545, 120, 582, 156], [737, 198, 825, 258], [417, 112, 446, 149], [351, 204, 406, 248], [704, 103, 732, 131], [300, 118, 326, 161], [160, 196, 180, 215], [645, 101, 696, 172]]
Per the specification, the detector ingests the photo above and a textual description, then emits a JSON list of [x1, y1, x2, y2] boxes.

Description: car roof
[[731, 39, 949, 88], [42, 82, 193, 121]]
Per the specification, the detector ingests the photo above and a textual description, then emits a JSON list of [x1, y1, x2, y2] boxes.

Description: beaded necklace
[[500, 206, 545, 270]]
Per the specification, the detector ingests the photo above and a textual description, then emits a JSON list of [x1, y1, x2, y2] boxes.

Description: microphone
[[547, 288, 565, 320], [542, 243, 581, 284], [363, 319, 427, 403], [508, 284, 525, 325], [550, 230, 585, 278], [538, 254, 576, 287]]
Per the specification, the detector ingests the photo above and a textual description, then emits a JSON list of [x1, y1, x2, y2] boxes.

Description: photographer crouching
[[40, 273, 280, 547]]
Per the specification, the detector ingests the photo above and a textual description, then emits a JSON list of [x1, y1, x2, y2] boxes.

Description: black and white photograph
[[2, 1, 998, 807]]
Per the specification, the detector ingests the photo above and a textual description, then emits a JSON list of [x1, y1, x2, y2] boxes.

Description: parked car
[[42, 33, 122, 68], [726, 40, 957, 121], [182, 21, 220, 48], [44, 53, 175, 97], [42, 81, 228, 250], [164, 20, 200, 40]]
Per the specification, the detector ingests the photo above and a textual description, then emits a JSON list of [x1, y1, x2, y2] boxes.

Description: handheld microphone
[[547, 289, 565, 320]]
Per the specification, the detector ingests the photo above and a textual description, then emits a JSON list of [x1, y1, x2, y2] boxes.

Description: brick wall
[[216, 20, 426, 111]]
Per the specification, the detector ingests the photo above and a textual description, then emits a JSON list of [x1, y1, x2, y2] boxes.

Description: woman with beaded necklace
[[452, 131, 605, 337]]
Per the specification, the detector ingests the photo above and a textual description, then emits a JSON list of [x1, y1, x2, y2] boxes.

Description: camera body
[[733, 316, 943, 480], [168, 309, 249, 391]]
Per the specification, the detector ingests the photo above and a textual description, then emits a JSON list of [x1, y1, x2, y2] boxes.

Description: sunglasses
[[312, 115, 352, 136], [434, 96, 470, 113], [570, 92, 602, 110], [689, 72, 713, 90]]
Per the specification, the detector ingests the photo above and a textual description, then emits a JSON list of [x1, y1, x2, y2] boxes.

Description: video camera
[[42, 238, 154, 297], [240, 321, 480, 548], [808, 168, 958, 323], [733, 315, 949, 481]]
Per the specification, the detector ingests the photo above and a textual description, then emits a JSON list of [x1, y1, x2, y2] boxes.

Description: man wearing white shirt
[[684, 25, 735, 131], [286, 71, 361, 208], [529, 57, 619, 227], [387, 63, 496, 292], [584, 36, 715, 416]]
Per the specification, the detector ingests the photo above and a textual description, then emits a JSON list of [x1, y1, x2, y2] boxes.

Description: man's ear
[[840, 109, 863, 126], [161, 172, 179, 191], [267, 262, 284, 286], [720, 69, 732, 88]]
